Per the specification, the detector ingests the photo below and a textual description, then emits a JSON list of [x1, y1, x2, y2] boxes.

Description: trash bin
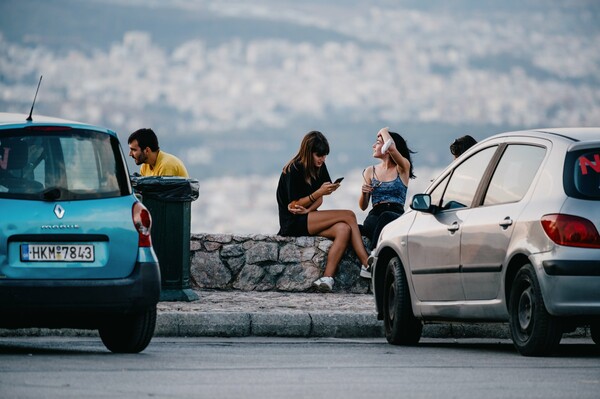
[[131, 176, 200, 302]]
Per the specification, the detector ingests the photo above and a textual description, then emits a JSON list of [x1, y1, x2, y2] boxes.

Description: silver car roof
[[485, 127, 600, 143]]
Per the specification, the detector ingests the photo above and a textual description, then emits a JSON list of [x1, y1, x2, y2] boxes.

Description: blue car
[[0, 112, 160, 353]]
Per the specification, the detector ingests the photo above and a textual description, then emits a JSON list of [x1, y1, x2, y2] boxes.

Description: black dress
[[276, 162, 331, 236]]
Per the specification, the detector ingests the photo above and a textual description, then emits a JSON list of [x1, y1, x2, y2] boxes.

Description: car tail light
[[541, 214, 600, 248], [132, 201, 152, 247]]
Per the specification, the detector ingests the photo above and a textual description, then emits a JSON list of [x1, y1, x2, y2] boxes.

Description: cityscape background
[[1, 0, 599, 234]]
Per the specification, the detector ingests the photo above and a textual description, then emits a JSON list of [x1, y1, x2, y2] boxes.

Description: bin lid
[[131, 175, 199, 202]]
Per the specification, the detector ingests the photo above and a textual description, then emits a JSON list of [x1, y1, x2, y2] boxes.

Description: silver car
[[369, 128, 600, 356]]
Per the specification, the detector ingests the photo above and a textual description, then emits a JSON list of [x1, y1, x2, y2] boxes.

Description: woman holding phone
[[358, 127, 416, 278], [276, 131, 370, 292]]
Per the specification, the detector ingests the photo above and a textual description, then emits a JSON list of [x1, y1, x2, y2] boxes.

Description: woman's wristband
[[309, 194, 316, 202]]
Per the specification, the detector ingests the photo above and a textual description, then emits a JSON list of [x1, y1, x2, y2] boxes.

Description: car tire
[[591, 322, 600, 345], [99, 306, 157, 353], [383, 256, 422, 345], [508, 264, 562, 356]]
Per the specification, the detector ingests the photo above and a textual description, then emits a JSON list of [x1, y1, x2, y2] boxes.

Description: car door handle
[[499, 217, 513, 228], [448, 222, 459, 232]]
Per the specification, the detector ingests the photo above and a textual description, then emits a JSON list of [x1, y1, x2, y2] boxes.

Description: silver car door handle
[[448, 222, 459, 232], [499, 217, 513, 228]]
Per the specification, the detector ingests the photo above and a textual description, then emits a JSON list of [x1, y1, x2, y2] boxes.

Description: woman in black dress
[[276, 131, 369, 292]]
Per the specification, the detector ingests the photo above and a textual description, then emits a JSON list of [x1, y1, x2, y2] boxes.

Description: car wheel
[[591, 322, 600, 345], [383, 256, 422, 345], [99, 306, 157, 353], [508, 264, 562, 356]]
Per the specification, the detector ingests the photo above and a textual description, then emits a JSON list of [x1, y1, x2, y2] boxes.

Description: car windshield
[[0, 128, 130, 200]]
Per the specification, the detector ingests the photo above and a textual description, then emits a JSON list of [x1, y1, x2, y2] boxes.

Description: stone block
[[277, 263, 320, 292], [310, 312, 383, 337], [233, 264, 266, 290], [191, 251, 231, 288], [251, 312, 312, 337], [245, 242, 279, 264], [221, 243, 245, 258], [224, 255, 245, 275], [179, 312, 251, 337], [204, 234, 233, 244], [279, 243, 301, 263]]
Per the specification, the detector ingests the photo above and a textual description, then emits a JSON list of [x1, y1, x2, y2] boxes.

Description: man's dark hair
[[128, 128, 159, 151], [450, 135, 477, 157]]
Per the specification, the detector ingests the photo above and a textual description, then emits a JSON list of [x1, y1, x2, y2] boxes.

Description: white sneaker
[[360, 265, 372, 279], [313, 277, 334, 293]]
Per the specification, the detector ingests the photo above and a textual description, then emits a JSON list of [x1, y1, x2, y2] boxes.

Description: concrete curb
[[152, 311, 517, 339], [153, 311, 384, 338], [153, 312, 586, 340]]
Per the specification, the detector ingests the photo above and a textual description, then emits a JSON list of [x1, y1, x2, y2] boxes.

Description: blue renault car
[[0, 112, 160, 353]]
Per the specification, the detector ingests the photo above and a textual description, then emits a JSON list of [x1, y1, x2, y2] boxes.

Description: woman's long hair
[[283, 131, 330, 183], [389, 131, 416, 179]]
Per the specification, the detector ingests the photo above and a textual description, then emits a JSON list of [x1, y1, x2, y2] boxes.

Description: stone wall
[[189, 233, 371, 293]]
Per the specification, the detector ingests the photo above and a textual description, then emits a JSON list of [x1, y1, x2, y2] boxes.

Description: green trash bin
[[132, 176, 200, 302]]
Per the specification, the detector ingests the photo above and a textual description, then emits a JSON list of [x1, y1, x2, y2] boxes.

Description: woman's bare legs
[[307, 210, 369, 276], [315, 222, 351, 277]]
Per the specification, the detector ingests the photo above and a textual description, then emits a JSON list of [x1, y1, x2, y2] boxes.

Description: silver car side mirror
[[410, 193, 432, 212]]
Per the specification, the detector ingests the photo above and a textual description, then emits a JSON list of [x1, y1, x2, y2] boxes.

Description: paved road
[[1, 337, 598, 399]]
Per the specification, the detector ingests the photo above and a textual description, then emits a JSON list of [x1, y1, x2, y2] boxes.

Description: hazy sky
[[1, 0, 599, 233]]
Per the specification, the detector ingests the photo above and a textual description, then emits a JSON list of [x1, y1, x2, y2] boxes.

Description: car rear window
[[0, 128, 130, 200], [564, 147, 600, 200]]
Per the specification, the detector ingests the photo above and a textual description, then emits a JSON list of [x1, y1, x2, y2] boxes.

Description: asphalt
[[2, 289, 590, 340]]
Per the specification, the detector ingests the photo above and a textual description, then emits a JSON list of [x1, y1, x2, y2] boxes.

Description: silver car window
[[483, 144, 546, 206], [429, 173, 450, 208], [440, 146, 497, 210]]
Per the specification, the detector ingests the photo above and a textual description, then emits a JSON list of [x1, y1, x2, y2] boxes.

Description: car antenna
[[26, 75, 43, 122]]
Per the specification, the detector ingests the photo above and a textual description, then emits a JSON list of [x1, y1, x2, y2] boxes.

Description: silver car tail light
[[541, 214, 600, 249]]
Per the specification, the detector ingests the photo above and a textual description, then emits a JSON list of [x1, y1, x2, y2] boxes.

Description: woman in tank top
[[358, 127, 416, 278]]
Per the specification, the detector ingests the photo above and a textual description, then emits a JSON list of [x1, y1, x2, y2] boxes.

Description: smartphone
[[334, 177, 344, 184]]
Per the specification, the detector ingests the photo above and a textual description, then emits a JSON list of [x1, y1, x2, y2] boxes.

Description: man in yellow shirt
[[128, 128, 189, 177]]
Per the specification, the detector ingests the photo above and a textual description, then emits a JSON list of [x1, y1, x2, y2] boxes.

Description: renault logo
[[54, 204, 65, 219]]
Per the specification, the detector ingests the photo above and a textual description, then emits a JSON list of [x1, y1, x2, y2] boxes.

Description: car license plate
[[20, 244, 95, 262]]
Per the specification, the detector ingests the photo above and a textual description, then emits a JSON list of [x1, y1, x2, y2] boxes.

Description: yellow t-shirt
[[140, 150, 189, 177]]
